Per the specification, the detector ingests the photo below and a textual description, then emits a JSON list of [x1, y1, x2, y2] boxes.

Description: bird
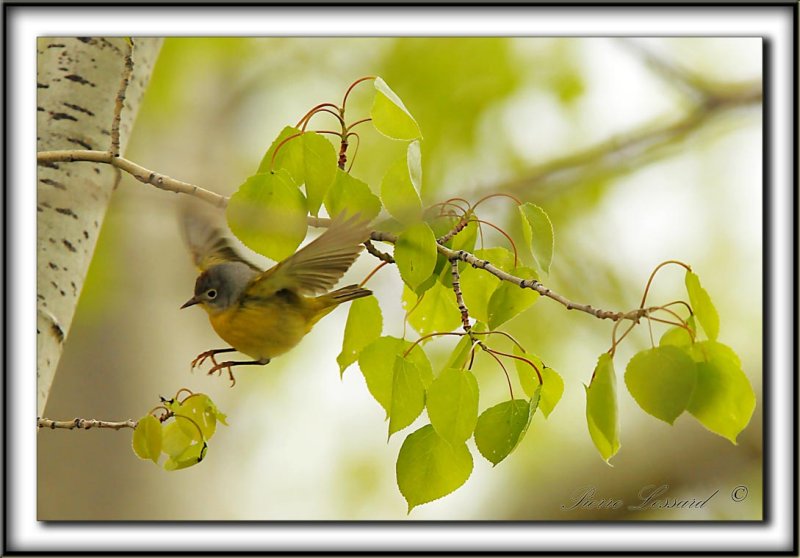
[[180, 203, 373, 386]]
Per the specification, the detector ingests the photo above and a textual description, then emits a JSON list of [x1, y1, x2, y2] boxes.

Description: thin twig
[[110, 39, 135, 157], [38, 150, 651, 325], [488, 347, 543, 385], [37, 417, 138, 430], [364, 240, 394, 263], [450, 259, 471, 332], [437, 213, 471, 244], [483, 345, 514, 400], [639, 260, 692, 308], [37, 150, 228, 208]]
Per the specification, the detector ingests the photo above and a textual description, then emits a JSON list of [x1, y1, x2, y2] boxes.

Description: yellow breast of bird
[[208, 292, 319, 361]]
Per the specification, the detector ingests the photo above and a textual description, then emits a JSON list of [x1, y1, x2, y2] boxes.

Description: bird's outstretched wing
[[245, 213, 372, 298], [180, 200, 260, 272]]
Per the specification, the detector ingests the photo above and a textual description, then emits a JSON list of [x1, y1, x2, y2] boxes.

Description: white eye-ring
[[206, 289, 217, 299]]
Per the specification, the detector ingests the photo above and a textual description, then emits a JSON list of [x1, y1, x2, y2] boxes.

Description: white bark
[[37, 37, 163, 414]]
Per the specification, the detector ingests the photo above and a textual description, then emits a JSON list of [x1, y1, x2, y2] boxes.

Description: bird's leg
[[190, 348, 237, 371], [207, 358, 271, 388]]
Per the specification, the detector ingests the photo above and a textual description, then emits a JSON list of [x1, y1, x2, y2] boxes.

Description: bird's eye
[[206, 289, 217, 299]]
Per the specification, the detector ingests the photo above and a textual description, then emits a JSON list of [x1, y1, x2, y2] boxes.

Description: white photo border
[[7, 3, 796, 554]]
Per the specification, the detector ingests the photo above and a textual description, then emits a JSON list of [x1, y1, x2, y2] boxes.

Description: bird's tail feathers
[[325, 284, 373, 304], [310, 285, 373, 326]]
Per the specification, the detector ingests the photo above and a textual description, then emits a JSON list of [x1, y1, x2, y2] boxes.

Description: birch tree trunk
[[37, 37, 163, 414]]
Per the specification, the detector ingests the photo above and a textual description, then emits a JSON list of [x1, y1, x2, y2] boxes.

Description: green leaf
[[395, 222, 438, 291], [388, 355, 427, 438], [439, 218, 479, 287], [358, 336, 432, 415], [426, 368, 479, 444], [338, 296, 383, 376], [518, 203, 555, 275], [256, 125, 303, 174], [407, 140, 422, 193], [458, 248, 516, 323], [208, 400, 228, 426], [585, 353, 620, 464], [299, 132, 338, 216], [174, 394, 220, 440], [132, 414, 162, 464], [486, 266, 539, 328], [256, 129, 337, 217], [659, 316, 697, 348], [688, 341, 756, 444], [227, 170, 307, 261], [442, 332, 475, 371], [450, 218, 478, 252], [161, 421, 194, 458], [512, 346, 564, 418], [458, 265, 498, 324], [380, 143, 423, 224], [324, 168, 382, 222], [474, 398, 536, 466], [685, 271, 720, 340], [396, 424, 472, 512], [624, 346, 697, 425], [163, 441, 207, 471], [402, 282, 461, 337], [371, 77, 422, 140], [476, 247, 517, 272]]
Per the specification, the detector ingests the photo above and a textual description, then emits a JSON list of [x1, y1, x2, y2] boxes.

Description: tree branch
[[110, 39, 135, 157], [37, 150, 228, 208], [37, 417, 138, 430], [490, 80, 761, 201], [364, 239, 395, 264], [450, 258, 472, 332], [37, 147, 648, 324]]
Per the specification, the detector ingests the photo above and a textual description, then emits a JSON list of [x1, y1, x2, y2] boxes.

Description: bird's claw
[[190, 350, 236, 387], [190, 350, 221, 371], [207, 362, 237, 388]]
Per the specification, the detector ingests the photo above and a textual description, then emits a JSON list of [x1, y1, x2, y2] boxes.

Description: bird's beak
[[181, 295, 201, 309]]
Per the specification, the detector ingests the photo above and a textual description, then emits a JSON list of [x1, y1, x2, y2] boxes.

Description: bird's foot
[[190, 348, 236, 372], [207, 361, 237, 387]]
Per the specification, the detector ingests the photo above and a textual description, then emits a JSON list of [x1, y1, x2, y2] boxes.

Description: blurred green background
[[38, 37, 762, 520]]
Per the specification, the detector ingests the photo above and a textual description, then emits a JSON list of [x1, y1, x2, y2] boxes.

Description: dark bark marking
[[51, 322, 65, 343], [64, 74, 96, 87], [55, 207, 78, 219], [51, 112, 78, 122], [67, 137, 92, 149], [62, 239, 77, 253], [40, 178, 66, 190], [62, 102, 95, 116]]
